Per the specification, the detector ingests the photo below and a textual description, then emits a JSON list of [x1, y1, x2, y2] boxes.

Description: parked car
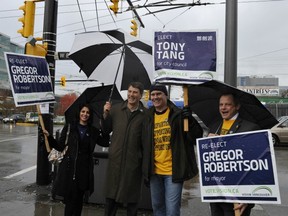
[[271, 118, 288, 145], [26, 112, 38, 123], [26, 116, 39, 123], [277, 116, 288, 124], [53, 116, 65, 125], [3, 114, 26, 124]]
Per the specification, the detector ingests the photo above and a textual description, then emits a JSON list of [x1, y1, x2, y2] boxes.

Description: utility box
[[89, 151, 109, 204], [89, 150, 152, 210]]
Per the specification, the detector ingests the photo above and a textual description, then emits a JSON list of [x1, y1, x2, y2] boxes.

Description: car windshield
[[278, 116, 288, 123], [280, 119, 288, 127]]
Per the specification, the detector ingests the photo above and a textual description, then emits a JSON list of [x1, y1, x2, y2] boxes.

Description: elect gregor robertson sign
[[196, 130, 281, 204], [5, 52, 55, 107]]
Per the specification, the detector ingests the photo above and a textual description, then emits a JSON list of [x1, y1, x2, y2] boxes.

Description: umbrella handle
[[105, 85, 115, 115], [183, 85, 189, 132], [108, 84, 115, 103]]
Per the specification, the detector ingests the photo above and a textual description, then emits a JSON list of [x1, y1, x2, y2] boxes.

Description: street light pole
[[36, 0, 58, 185], [224, 0, 238, 87]]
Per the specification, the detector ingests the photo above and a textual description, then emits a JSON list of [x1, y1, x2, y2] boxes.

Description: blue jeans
[[150, 174, 183, 216]]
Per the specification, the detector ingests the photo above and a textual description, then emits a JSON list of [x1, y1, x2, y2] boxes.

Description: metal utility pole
[[224, 0, 238, 87], [36, 0, 58, 185]]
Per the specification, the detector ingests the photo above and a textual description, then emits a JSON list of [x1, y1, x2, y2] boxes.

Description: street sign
[[55, 51, 70, 60]]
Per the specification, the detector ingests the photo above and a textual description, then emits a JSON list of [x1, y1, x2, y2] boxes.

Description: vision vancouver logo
[[252, 186, 273, 197]]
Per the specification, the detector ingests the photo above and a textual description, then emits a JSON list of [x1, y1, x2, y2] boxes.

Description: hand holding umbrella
[[103, 101, 111, 119]]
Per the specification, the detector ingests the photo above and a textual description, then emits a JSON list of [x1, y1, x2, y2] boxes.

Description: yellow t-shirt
[[220, 119, 236, 135], [154, 108, 172, 175]]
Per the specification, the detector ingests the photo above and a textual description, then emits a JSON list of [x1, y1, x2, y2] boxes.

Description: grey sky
[[1, 0, 288, 96]]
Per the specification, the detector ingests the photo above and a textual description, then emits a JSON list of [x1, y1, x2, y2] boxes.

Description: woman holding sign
[[43, 104, 110, 216]]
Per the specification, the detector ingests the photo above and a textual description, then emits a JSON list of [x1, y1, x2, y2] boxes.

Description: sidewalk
[[1, 179, 284, 216]]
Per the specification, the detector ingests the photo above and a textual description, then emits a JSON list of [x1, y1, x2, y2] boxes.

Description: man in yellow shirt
[[142, 84, 203, 216]]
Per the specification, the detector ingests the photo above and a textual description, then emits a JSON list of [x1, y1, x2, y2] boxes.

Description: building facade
[[237, 75, 280, 97], [0, 33, 24, 90], [238, 76, 279, 87]]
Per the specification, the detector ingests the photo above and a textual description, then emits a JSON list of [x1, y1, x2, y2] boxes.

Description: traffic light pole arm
[[126, 0, 145, 28]]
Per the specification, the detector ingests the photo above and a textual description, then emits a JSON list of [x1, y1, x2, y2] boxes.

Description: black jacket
[[209, 116, 260, 135], [208, 116, 260, 210], [142, 100, 203, 183], [47, 123, 110, 199]]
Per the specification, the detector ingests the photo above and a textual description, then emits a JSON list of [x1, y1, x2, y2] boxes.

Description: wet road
[[0, 123, 287, 215]]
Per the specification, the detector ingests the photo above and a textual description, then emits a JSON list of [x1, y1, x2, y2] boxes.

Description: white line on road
[[0, 135, 37, 143], [4, 165, 37, 179]]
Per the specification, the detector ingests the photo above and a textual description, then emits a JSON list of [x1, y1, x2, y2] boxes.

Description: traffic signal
[[18, 1, 35, 38], [109, 0, 119, 15], [25, 43, 47, 57], [130, 19, 138, 37], [60, 76, 66, 87]]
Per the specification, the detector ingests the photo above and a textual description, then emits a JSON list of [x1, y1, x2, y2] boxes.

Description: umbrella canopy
[[188, 80, 278, 129], [65, 85, 123, 128], [69, 29, 153, 90]]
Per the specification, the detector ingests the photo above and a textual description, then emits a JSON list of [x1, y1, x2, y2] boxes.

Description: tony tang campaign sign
[[153, 31, 217, 85], [5, 52, 55, 106], [196, 130, 281, 204]]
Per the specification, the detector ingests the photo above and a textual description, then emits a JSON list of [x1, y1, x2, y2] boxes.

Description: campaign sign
[[4, 52, 55, 107], [196, 130, 281, 204], [153, 31, 217, 85]]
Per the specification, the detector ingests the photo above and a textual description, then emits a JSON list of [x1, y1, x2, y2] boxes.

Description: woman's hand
[[42, 129, 49, 137]]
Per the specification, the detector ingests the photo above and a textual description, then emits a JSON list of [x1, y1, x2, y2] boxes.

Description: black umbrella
[[188, 80, 278, 129], [65, 85, 123, 128], [68, 29, 153, 91]]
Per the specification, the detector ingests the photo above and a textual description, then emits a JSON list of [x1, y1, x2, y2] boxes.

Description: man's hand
[[208, 133, 219, 137], [234, 203, 248, 215], [182, 106, 191, 119], [103, 101, 111, 119]]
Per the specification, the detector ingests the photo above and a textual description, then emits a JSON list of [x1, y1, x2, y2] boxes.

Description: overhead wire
[[1, 0, 286, 28], [103, 0, 118, 28], [2, 0, 288, 54], [94, 0, 100, 31], [238, 48, 288, 61], [160, 4, 197, 28], [76, 0, 87, 32]]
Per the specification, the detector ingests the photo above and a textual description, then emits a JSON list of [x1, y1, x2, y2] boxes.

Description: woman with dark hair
[[43, 104, 110, 216]]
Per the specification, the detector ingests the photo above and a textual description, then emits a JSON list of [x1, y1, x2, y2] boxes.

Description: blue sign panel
[[154, 31, 217, 84], [5, 52, 55, 106], [197, 130, 281, 204]]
